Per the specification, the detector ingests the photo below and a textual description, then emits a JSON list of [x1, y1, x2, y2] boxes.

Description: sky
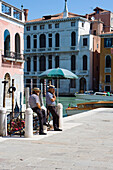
[[4, 0, 113, 21]]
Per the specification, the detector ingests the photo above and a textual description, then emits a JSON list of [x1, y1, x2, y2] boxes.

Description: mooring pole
[[12, 79, 14, 118], [2, 80, 8, 108]]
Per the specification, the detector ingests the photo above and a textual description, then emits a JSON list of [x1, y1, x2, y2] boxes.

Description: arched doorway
[[79, 77, 86, 93]]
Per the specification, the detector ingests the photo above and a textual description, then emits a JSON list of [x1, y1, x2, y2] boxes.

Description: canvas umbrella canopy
[[38, 68, 78, 79], [38, 68, 78, 103]]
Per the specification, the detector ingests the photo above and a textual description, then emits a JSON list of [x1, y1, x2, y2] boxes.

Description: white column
[[52, 33, 55, 48], [22, 11, 25, 22], [31, 34, 33, 49], [52, 56, 55, 68], [31, 56, 33, 72], [0, 108, 7, 136], [46, 34, 48, 48], [57, 103, 63, 129], [25, 108, 33, 138], [46, 55, 48, 70], [11, 7, 13, 17], [37, 56, 39, 73]]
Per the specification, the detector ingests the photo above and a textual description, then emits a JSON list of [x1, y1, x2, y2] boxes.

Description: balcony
[[0, 1, 24, 22], [2, 51, 24, 62], [105, 68, 111, 73], [77, 70, 89, 75]]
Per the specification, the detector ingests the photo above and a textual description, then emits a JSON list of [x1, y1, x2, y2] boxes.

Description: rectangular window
[[93, 30, 96, 35], [48, 55, 52, 69], [26, 26, 30, 31], [83, 38, 87, 46], [48, 24, 52, 29], [82, 22, 84, 27], [55, 23, 59, 28], [70, 79, 76, 88], [71, 22, 75, 27], [48, 34, 52, 47], [105, 75, 110, 83], [33, 26, 37, 30], [104, 38, 112, 48], [40, 25, 45, 30], [105, 85, 110, 92]]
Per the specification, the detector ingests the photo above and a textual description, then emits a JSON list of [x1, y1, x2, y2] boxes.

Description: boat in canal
[[66, 101, 113, 116], [75, 91, 113, 101]]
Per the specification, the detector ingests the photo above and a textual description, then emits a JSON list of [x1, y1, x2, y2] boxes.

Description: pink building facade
[[0, 1, 25, 110]]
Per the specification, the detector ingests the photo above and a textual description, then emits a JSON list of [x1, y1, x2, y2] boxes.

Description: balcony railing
[[2, 50, 24, 61], [105, 68, 111, 73]]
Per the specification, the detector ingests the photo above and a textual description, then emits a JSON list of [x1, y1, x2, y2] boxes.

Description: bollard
[[57, 103, 63, 129], [0, 108, 7, 136], [25, 108, 33, 138]]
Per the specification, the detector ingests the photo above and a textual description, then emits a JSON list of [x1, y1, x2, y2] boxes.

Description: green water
[[43, 97, 96, 117]]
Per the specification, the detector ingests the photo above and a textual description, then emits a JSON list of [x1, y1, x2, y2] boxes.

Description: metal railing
[[2, 50, 24, 60]]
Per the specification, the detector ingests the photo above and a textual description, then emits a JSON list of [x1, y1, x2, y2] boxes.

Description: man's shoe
[[39, 132, 47, 135], [43, 123, 48, 127], [54, 128, 62, 131]]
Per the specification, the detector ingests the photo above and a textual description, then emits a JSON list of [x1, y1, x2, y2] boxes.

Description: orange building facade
[[99, 32, 113, 92]]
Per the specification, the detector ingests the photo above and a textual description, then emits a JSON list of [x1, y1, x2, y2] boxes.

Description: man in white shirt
[[46, 85, 62, 131]]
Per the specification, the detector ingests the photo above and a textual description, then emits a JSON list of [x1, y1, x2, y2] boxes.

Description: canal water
[[43, 97, 97, 117]]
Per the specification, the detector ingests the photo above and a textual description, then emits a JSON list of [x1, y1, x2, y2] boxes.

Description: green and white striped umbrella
[[38, 68, 78, 79]]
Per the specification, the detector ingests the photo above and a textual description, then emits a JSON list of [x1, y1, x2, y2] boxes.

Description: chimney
[[63, 0, 68, 18], [85, 14, 89, 19], [23, 9, 29, 22]]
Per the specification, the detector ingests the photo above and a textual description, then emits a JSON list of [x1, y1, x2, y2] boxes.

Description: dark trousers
[[32, 107, 46, 133], [48, 106, 59, 129]]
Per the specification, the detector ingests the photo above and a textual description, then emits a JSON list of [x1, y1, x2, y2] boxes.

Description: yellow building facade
[[100, 32, 113, 92]]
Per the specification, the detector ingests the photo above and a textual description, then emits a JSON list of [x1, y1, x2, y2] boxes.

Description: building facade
[[99, 32, 113, 92], [24, 1, 96, 95], [0, 1, 25, 109]]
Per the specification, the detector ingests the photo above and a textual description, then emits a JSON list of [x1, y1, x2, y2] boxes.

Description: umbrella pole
[[57, 79, 59, 105]]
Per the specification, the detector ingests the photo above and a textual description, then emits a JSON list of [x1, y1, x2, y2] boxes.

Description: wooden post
[[12, 79, 15, 118], [2, 81, 8, 108]]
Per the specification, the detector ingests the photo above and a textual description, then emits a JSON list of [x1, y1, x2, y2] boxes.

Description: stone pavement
[[0, 108, 113, 170]]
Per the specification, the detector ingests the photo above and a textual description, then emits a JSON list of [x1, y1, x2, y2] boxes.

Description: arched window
[[55, 33, 60, 47], [4, 29, 10, 56], [33, 56, 37, 71], [39, 55, 46, 71], [71, 55, 76, 70], [55, 56, 59, 68], [4, 73, 11, 98], [106, 55, 111, 68], [33, 35, 37, 48], [71, 32, 76, 46], [27, 35, 31, 49], [27, 57, 31, 71], [40, 34, 46, 48], [83, 55, 87, 70], [15, 33, 20, 53]]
